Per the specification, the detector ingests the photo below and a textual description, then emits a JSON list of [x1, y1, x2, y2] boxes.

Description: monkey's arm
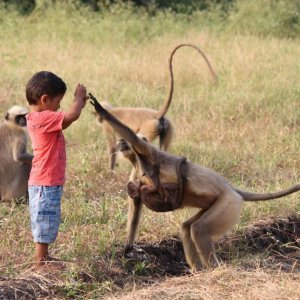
[[125, 181, 143, 253], [89, 93, 150, 156], [12, 139, 33, 164]]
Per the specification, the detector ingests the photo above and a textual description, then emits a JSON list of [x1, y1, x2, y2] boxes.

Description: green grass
[[0, 3, 299, 298]]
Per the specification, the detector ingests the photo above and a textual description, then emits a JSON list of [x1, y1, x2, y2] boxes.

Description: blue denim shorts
[[28, 185, 63, 244]]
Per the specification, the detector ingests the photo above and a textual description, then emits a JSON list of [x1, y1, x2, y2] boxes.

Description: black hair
[[26, 71, 67, 105]]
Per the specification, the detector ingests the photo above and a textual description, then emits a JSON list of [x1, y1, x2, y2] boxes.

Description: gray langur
[[90, 95, 300, 272], [0, 105, 33, 201], [95, 43, 218, 170]]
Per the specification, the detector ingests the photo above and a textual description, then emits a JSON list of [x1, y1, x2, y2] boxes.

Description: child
[[25, 71, 88, 270]]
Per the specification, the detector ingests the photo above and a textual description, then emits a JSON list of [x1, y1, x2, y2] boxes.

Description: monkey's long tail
[[236, 184, 300, 201], [157, 43, 218, 119]]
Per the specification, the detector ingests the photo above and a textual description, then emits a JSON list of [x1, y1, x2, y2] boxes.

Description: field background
[[0, 1, 299, 299]]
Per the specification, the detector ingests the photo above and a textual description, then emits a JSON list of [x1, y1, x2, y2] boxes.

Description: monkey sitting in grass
[[0, 105, 33, 201], [90, 93, 300, 272]]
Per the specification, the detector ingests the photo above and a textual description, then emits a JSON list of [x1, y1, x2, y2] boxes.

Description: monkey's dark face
[[15, 114, 27, 127], [117, 135, 149, 166], [117, 139, 136, 164], [117, 139, 131, 152], [117, 135, 148, 154], [5, 113, 27, 127]]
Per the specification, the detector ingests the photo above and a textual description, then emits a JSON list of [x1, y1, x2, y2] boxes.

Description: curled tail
[[236, 184, 300, 201], [157, 43, 218, 119]]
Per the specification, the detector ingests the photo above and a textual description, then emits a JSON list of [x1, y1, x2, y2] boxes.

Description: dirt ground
[[0, 215, 299, 299]]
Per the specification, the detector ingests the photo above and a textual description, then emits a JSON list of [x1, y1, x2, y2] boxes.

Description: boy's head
[[26, 71, 67, 106]]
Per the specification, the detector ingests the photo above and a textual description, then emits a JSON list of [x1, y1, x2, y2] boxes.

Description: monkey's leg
[[125, 168, 143, 253], [190, 192, 243, 269], [181, 210, 206, 272], [109, 146, 117, 170], [106, 136, 117, 170], [125, 195, 143, 253]]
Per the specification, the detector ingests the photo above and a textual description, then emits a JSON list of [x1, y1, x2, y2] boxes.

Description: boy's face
[[44, 94, 64, 111]]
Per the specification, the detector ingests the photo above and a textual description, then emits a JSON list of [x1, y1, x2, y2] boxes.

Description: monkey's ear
[[137, 134, 148, 143], [5, 113, 9, 121]]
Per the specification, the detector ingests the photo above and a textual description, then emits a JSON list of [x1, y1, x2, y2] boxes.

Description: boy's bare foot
[[31, 256, 66, 273]]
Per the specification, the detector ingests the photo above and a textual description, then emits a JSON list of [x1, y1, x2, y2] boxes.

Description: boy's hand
[[74, 84, 89, 107]]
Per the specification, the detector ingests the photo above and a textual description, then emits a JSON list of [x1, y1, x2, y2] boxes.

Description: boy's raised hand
[[74, 83, 89, 107]]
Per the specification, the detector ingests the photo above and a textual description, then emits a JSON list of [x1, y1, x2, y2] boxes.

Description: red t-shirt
[[26, 110, 66, 186]]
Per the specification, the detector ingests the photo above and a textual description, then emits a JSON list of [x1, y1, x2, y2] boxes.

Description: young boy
[[25, 71, 88, 270]]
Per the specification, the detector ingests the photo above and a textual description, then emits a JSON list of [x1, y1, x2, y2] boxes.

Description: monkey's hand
[[89, 93, 109, 118], [127, 181, 141, 200]]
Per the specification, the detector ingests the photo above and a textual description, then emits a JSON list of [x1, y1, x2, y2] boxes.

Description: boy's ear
[[40, 94, 50, 106]]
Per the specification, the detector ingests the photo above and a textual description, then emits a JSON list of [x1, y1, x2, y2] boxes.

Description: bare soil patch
[[0, 215, 299, 299], [0, 273, 59, 300], [218, 215, 299, 272]]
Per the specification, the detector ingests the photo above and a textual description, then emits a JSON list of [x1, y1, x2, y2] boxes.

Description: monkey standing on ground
[[0, 105, 33, 201], [96, 44, 218, 170], [90, 95, 300, 272]]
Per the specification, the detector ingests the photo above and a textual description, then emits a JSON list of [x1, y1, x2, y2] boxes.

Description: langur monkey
[[0, 105, 33, 201], [90, 95, 300, 272], [95, 43, 218, 170]]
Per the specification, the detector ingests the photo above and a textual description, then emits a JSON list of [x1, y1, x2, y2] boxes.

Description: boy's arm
[[62, 83, 88, 130]]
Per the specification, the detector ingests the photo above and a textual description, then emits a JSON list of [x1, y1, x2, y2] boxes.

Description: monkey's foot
[[191, 262, 203, 273], [123, 244, 134, 256]]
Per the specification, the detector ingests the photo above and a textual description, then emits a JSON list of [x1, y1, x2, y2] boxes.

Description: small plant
[[133, 260, 148, 276]]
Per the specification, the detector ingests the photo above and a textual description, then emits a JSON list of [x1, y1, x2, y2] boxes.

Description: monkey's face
[[15, 114, 27, 127], [5, 113, 28, 127], [5, 113, 27, 127], [5, 106, 29, 128], [117, 135, 149, 166], [117, 139, 136, 165]]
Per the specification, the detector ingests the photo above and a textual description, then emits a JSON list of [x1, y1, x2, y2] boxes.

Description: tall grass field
[[0, 1, 299, 299]]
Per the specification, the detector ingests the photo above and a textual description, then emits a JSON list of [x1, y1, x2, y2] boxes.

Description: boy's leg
[[29, 185, 64, 270], [35, 243, 49, 265]]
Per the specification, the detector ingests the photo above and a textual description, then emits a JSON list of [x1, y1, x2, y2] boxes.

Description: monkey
[[95, 43, 218, 170], [90, 95, 300, 272], [0, 105, 33, 202]]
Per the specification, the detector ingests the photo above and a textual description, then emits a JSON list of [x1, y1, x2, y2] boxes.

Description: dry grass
[[107, 267, 300, 300]]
